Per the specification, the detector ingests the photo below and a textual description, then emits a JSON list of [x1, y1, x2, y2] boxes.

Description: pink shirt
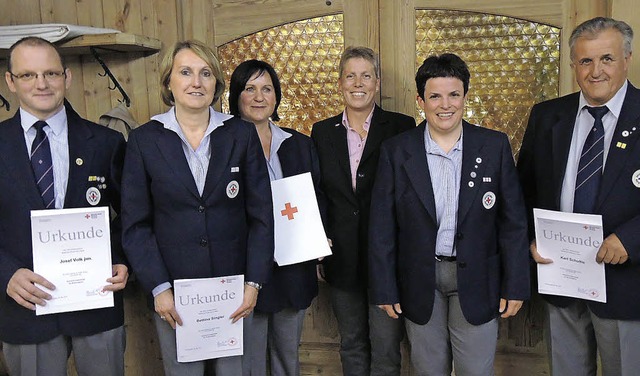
[[342, 107, 375, 191]]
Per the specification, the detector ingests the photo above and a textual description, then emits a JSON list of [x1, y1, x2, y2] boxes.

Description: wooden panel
[[343, 0, 379, 49], [212, 0, 344, 45], [611, 0, 639, 84], [379, 0, 416, 115], [414, 0, 564, 27]]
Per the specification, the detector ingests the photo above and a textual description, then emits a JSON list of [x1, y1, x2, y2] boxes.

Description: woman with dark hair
[[369, 53, 530, 375], [229, 59, 324, 376], [121, 41, 274, 376]]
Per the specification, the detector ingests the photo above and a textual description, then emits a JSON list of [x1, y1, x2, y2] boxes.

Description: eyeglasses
[[9, 71, 66, 82]]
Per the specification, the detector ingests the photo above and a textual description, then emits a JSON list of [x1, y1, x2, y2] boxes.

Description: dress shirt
[[150, 107, 233, 297], [20, 106, 69, 209], [342, 107, 374, 191], [560, 81, 627, 212], [265, 122, 292, 182], [424, 124, 463, 257]]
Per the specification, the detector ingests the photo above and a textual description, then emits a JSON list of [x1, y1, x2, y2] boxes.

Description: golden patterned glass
[[218, 15, 344, 135], [416, 10, 560, 155]]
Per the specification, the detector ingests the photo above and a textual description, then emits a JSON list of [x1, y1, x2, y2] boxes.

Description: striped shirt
[[424, 124, 463, 257]]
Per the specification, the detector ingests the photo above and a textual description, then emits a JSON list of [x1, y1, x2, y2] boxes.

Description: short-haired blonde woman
[[121, 40, 274, 376]]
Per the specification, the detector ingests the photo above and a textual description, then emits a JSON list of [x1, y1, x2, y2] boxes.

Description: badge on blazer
[[226, 180, 239, 198], [482, 191, 496, 209], [632, 170, 640, 188], [86, 187, 101, 206]]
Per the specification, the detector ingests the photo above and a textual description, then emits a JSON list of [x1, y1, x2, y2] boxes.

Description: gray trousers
[[243, 308, 305, 376], [546, 300, 640, 376], [154, 313, 244, 376], [329, 285, 405, 376], [405, 260, 498, 376], [2, 326, 125, 376]]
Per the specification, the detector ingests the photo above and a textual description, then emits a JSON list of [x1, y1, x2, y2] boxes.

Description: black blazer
[[0, 103, 126, 344], [121, 116, 274, 296], [255, 128, 325, 313], [518, 82, 640, 319], [311, 105, 415, 288], [369, 121, 530, 325]]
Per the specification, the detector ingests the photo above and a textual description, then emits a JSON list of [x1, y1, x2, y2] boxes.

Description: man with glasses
[[518, 17, 640, 375], [0, 36, 129, 375]]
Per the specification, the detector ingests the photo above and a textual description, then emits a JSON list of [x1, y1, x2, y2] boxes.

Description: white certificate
[[31, 207, 114, 315], [271, 172, 332, 266], [174, 275, 244, 363], [534, 208, 606, 302]]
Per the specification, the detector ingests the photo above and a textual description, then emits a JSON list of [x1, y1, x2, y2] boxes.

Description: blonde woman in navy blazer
[[121, 41, 274, 376], [228, 60, 325, 376]]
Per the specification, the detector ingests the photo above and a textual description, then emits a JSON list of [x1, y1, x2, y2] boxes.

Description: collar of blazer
[[154, 117, 241, 201], [403, 121, 489, 224], [0, 101, 95, 209], [598, 83, 640, 207], [326, 105, 391, 192]]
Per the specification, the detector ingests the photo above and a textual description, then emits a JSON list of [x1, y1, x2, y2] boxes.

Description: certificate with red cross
[[271, 172, 331, 266]]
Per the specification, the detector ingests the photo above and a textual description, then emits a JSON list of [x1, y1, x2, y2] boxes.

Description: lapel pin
[[633, 170, 640, 188], [483, 177, 492, 183], [88, 176, 97, 182], [226, 180, 240, 198], [76, 158, 83, 166], [334, 123, 340, 127], [470, 172, 477, 178], [622, 130, 630, 137], [616, 142, 627, 149], [476, 157, 482, 164], [482, 191, 496, 209], [474, 165, 478, 169], [231, 167, 239, 172], [86, 187, 100, 205], [633, 127, 637, 131], [468, 181, 475, 188]]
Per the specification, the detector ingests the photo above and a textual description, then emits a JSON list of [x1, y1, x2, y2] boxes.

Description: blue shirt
[[424, 124, 463, 257], [265, 122, 292, 182]]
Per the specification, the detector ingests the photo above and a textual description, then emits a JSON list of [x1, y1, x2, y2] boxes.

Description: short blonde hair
[[159, 40, 226, 106]]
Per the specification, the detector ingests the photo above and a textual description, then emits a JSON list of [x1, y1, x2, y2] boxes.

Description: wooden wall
[[0, 0, 638, 374]]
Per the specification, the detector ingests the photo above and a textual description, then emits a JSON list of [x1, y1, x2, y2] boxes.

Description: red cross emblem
[[280, 202, 298, 220], [85, 214, 91, 219], [484, 196, 493, 205], [228, 338, 237, 346]]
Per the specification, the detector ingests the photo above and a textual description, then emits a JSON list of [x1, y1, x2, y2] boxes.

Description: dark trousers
[[329, 285, 404, 376]]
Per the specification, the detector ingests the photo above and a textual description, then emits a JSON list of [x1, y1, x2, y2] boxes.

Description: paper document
[[174, 275, 244, 362], [31, 207, 114, 315], [271, 172, 331, 266], [534, 208, 606, 302]]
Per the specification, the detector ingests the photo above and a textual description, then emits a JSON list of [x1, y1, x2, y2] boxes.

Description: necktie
[[574, 106, 608, 214], [31, 121, 55, 209]]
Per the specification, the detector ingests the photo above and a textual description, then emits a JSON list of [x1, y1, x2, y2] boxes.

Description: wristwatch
[[245, 281, 262, 290]]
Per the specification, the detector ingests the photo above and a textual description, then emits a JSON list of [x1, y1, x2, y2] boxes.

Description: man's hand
[[154, 289, 182, 329], [230, 283, 259, 323], [6, 268, 55, 310], [103, 264, 129, 292], [530, 240, 553, 264], [499, 299, 523, 318], [596, 234, 628, 264], [378, 303, 402, 319]]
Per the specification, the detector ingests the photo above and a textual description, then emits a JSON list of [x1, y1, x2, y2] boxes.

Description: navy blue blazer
[[311, 105, 415, 288], [518, 82, 640, 319], [255, 127, 325, 313], [369, 121, 530, 326], [121, 116, 274, 297], [0, 103, 126, 344]]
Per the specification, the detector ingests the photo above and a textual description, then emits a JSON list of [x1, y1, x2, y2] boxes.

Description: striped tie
[[574, 106, 608, 214], [31, 121, 55, 209]]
